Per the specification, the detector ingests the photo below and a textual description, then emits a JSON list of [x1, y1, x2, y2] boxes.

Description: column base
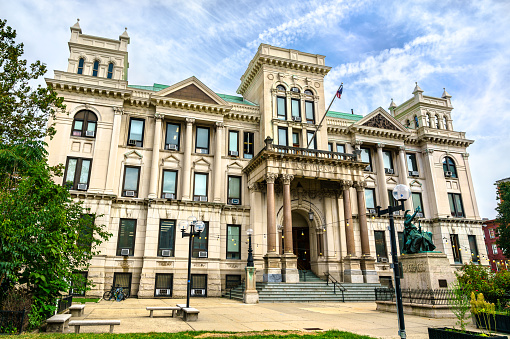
[[343, 256, 363, 283], [281, 253, 299, 283], [263, 252, 282, 282], [244, 266, 259, 304], [243, 291, 259, 304], [361, 256, 379, 283]]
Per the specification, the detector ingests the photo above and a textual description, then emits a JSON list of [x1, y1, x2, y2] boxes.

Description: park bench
[[46, 314, 72, 333], [68, 320, 120, 333], [175, 304, 187, 317], [69, 304, 85, 317], [182, 307, 200, 322], [146, 306, 180, 318]]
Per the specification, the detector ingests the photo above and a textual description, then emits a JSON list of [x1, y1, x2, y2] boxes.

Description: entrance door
[[293, 227, 310, 270]]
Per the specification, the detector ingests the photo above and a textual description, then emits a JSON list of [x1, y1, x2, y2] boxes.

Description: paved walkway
[[72, 297, 472, 338]]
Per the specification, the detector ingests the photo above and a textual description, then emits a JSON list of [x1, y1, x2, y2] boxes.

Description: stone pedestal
[[263, 252, 282, 282], [360, 256, 379, 283], [281, 253, 299, 283], [343, 256, 363, 283], [400, 252, 455, 290], [243, 266, 259, 304]]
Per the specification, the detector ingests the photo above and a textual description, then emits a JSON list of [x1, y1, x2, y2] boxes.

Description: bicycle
[[103, 285, 129, 301]]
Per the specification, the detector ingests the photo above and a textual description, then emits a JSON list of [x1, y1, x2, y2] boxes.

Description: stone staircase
[[224, 270, 380, 303]]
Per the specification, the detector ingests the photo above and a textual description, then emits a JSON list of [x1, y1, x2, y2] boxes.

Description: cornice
[[433, 217, 483, 225], [151, 96, 232, 115], [46, 78, 131, 99], [224, 109, 260, 123], [68, 41, 126, 56], [70, 192, 117, 200], [348, 125, 410, 140]]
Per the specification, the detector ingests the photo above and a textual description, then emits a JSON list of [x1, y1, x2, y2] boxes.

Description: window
[[382, 150, 394, 172], [443, 156, 457, 178], [412, 193, 424, 215], [191, 274, 207, 297], [305, 101, 315, 124], [122, 166, 140, 197], [291, 99, 300, 120], [158, 220, 175, 257], [365, 188, 376, 209], [444, 116, 448, 130], [243, 132, 254, 159], [165, 123, 180, 150], [336, 144, 345, 153], [107, 63, 114, 79], [425, 114, 430, 127], [77, 58, 84, 74], [192, 222, 208, 258], [489, 229, 495, 239], [72, 110, 97, 137], [161, 170, 177, 198], [227, 176, 241, 205], [290, 87, 300, 93], [278, 127, 288, 146], [374, 231, 388, 262], [388, 190, 398, 207], [360, 147, 372, 171], [117, 219, 137, 256], [414, 115, 419, 128], [113, 273, 132, 296], [71, 271, 88, 296], [450, 234, 462, 264], [292, 132, 300, 147], [492, 244, 499, 255], [128, 118, 145, 147], [64, 157, 92, 190], [277, 97, 286, 120], [193, 173, 208, 201], [226, 275, 242, 289], [306, 131, 316, 149], [276, 85, 286, 91], [229, 130, 239, 156], [154, 273, 173, 297], [227, 225, 241, 259], [407, 153, 418, 175], [448, 193, 464, 217], [92, 60, 99, 77], [195, 127, 210, 154], [468, 235, 479, 263], [436, 115, 441, 129], [328, 143, 333, 152], [304, 89, 313, 95]]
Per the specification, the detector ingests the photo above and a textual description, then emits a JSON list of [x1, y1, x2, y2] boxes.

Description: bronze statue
[[402, 206, 436, 254]]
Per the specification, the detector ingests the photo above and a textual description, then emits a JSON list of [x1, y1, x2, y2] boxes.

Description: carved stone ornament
[[353, 181, 367, 191], [281, 174, 294, 185], [215, 121, 225, 129], [186, 117, 195, 124], [340, 180, 353, 191], [376, 143, 385, 149], [248, 182, 262, 192], [154, 113, 163, 120], [423, 149, 434, 155], [265, 173, 278, 184], [267, 74, 274, 80], [362, 114, 400, 131], [398, 146, 406, 152], [314, 82, 320, 88], [157, 261, 174, 267], [113, 107, 124, 115], [462, 153, 470, 159]]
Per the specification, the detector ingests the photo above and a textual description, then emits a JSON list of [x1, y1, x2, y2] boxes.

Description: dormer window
[[290, 87, 300, 93], [304, 89, 313, 96], [77, 58, 85, 75], [276, 85, 286, 91], [92, 60, 99, 77], [107, 63, 114, 79]]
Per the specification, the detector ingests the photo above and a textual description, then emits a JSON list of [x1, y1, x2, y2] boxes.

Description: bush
[[456, 263, 509, 304]]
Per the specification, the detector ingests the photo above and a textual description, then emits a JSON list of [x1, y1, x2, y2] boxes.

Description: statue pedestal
[[400, 252, 456, 290]]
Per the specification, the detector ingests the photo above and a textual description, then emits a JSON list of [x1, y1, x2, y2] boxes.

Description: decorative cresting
[[340, 179, 356, 256], [281, 174, 294, 253], [402, 207, 436, 254], [362, 113, 400, 131], [354, 181, 371, 257], [265, 172, 278, 252]]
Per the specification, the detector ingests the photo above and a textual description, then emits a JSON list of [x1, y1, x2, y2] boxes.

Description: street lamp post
[[179, 216, 205, 309], [376, 184, 411, 339], [247, 228, 254, 267]]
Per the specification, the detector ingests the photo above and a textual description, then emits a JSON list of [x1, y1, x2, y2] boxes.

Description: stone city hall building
[[45, 21, 487, 298]]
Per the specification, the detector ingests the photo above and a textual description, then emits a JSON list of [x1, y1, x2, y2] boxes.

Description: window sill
[[70, 135, 96, 141]]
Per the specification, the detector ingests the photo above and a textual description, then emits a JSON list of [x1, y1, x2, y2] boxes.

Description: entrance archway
[[291, 212, 311, 270]]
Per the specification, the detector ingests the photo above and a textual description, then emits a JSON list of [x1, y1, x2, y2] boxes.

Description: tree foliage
[[496, 181, 510, 257], [0, 19, 65, 143]]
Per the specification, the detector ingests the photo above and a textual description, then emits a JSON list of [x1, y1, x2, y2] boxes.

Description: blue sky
[[2, 0, 509, 219]]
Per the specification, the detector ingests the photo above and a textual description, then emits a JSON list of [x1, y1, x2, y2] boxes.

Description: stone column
[[281, 174, 298, 283], [342, 180, 362, 283], [148, 114, 163, 199], [181, 118, 194, 201], [397, 146, 413, 211], [355, 181, 378, 283], [213, 122, 224, 202], [422, 149, 439, 217], [264, 172, 281, 282], [376, 143, 389, 208], [462, 153, 479, 218], [105, 107, 123, 193]]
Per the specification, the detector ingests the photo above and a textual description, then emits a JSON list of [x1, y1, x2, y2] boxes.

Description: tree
[[0, 19, 65, 143], [496, 180, 510, 257]]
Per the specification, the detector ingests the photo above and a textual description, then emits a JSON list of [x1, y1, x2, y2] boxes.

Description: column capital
[[281, 174, 294, 185], [154, 113, 163, 120], [265, 173, 278, 184], [422, 148, 434, 155], [248, 182, 262, 192], [353, 181, 367, 191], [186, 117, 195, 125], [113, 107, 124, 115], [215, 121, 225, 129], [340, 180, 353, 191], [462, 153, 470, 159], [398, 146, 406, 152], [376, 143, 385, 149]]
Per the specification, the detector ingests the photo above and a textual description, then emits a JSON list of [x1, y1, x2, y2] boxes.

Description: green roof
[[327, 110, 363, 121], [128, 83, 169, 91]]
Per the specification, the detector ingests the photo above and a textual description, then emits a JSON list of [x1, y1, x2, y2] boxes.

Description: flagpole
[[306, 83, 343, 149]]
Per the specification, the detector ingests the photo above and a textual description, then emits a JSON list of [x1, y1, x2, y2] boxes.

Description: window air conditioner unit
[[410, 171, 419, 177], [365, 165, 372, 172], [385, 168, 394, 174], [228, 198, 240, 205], [292, 116, 302, 122], [164, 193, 175, 200], [121, 248, 130, 256], [198, 251, 208, 258], [196, 148, 208, 154], [380, 258, 389, 263], [416, 212, 424, 218], [194, 196, 207, 202], [156, 288, 171, 296], [368, 208, 376, 215], [445, 171, 453, 177], [125, 190, 135, 197], [191, 288, 205, 296], [161, 250, 171, 257], [228, 151, 239, 157], [85, 130, 95, 137], [393, 210, 400, 216], [165, 144, 178, 151], [77, 183, 88, 191], [128, 139, 137, 146]]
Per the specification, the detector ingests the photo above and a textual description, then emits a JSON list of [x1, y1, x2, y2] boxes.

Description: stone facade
[[45, 21, 487, 298]]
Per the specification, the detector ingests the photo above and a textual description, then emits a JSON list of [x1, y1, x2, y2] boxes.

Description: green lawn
[[72, 298, 101, 303]]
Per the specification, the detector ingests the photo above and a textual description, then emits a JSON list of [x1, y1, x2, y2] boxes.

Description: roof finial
[[413, 82, 424, 94], [71, 19, 82, 33], [442, 87, 451, 99]]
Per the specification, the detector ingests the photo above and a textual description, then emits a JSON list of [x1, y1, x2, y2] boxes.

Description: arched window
[[290, 87, 300, 93], [425, 114, 430, 127], [92, 60, 99, 77], [443, 156, 457, 178], [444, 116, 448, 130], [414, 115, 419, 128], [107, 63, 114, 79], [72, 110, 98, 138], [304, 89, 313, 95], [406, 119, 410, 127], [436, 115, 441, 129], [77, 58, 84, 75], [276, 85, 286, 91]]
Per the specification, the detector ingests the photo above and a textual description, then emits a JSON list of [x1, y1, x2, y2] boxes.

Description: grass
[[18, 330, 377, 339], [72, 298, 101, 303]]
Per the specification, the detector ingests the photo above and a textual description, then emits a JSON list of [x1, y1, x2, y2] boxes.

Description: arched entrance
[[291, 212, 311, 270]]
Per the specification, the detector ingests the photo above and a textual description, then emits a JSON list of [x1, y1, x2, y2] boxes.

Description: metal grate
[[375, 287, 454, 305], [0, 309, 28, 334]]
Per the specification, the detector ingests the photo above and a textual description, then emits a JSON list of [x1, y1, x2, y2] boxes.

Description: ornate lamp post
[[179, 216, 205, 308], [247, 228, 254, 267], [244, 228, 259, 303]]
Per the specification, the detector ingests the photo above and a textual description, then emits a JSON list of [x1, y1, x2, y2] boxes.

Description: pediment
[[386, 177, 398, 185], [162, 154, 180, 168], [193, 157, 211, 172], [364, 174, 376, 183], [123, 150, 143, 166], [409, 179, 423, 188], [355, 107, 408, 132], [156, 76, 228, 106], [227, 161, 244, 171]]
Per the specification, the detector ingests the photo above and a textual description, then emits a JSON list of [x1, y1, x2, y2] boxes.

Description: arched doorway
[[291, 212, 311, 270]]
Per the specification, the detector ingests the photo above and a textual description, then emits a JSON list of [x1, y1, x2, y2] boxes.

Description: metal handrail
[[324, 272, 345, 302], [226, 279, 245, 299], [272, 144, 357, 161]]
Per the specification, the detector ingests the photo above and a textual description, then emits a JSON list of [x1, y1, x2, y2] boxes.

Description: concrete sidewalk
[[72, 297, 467, 338]]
